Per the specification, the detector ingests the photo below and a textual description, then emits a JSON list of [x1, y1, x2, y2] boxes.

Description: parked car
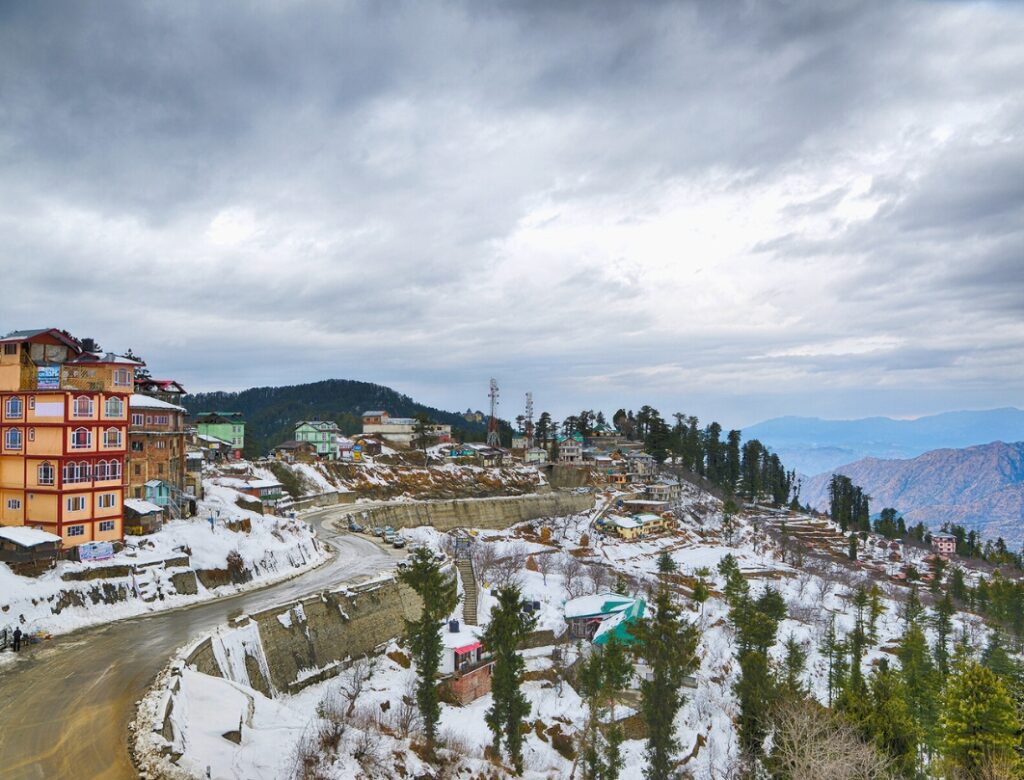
[[392, 538, 406, 549], [371, 527, 385, 537], [383, 533, 397, 544], [348, 521, 364, 533]]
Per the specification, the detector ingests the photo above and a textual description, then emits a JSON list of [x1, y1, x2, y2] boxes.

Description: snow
[[129, 393, 186, 412], [0, 526, 62, 547], [124, 498, 163, 515], [563, 592, 634, 619]]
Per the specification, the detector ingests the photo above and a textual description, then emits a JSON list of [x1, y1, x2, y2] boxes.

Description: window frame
[[104, 397, 124, 418], [73, 396, 94, 418], [98, 519, 115, 532], [5, 396, 22, 419], [66, 524, 85, 537], [38, 461, 54, 485], [66, 496, 87, 512], [5, 427, 22, 450], [71, 427, 92, 449], [103, 427, 122, 448], [113, 368, 131, 386], [6, 498, 21, 510]]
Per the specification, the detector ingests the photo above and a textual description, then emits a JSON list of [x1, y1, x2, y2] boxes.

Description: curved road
[[0, 506, 397, 780]]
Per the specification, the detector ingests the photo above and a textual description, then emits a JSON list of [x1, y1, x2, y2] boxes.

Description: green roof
[[592, 598, 646, 646]]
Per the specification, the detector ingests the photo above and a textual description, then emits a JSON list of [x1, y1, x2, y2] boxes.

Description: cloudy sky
[[1, 1, 1022, 428]]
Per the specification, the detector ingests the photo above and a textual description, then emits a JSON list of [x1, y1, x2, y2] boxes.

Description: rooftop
[[130, 393, 186, 412], [0, 526, 62, 547]]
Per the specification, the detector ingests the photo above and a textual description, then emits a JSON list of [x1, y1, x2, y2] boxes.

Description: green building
[[294, 420, 341, 459], [195, 412, 245, 457]]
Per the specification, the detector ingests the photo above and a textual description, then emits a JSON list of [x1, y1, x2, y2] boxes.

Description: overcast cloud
[[1, 0, 1022, 427]]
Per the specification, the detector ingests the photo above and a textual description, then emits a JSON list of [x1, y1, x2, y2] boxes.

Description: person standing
[[12, 627, 21, 652]]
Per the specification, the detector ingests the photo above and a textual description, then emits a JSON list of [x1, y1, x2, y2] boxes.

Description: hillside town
[[3, 327, 1024, 780]]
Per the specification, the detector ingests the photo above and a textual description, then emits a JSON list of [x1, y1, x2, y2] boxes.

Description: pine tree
[[864, 662, 920, 778], [867, 585, 886, 645], [932, 592, 955, 675], [902, 584, 925, 628], [691, 577, 710, 615], [656, 551, 676, 576], [398, 547, 459, 756], [940, 657, 1021, 777], [633, 587, 699, 780], [897, 622, 941, 757], [578, 635, 634, 780], [778, 634, 808, 699], [731, 586, 786, 757], [820, 615, 847, 706], [481, 585, 538, 773], [849, 533, 859, 561]]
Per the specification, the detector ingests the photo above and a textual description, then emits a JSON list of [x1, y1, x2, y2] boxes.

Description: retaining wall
[[346, 491, 594, 532], [184, 576, 422, 697]]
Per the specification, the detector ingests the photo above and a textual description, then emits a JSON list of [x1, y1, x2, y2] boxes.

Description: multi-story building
[[0, 328, 138, 546], [294, 420, 341, 459], [128, 393, 187, 507], [195, 412, 245, 458], [361, 410, 452, 448]]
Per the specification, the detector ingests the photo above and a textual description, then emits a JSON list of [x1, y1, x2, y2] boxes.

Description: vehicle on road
[[348, 521, 364, 533], [392, 538, 406, 549], [371, 527, 385, 537]]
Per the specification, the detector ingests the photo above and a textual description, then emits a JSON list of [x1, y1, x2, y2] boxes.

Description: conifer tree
[[692, 577, 710, 615], [656, 551, 676, 576], [633, 586, 699, 780], [778, 634, 808, 699], [481, 585, 538, 773], [932, 592, 955, 675], [730, 586, 786, 757], [820, 615, 848, 706], [398, 547, 459, 757], [864, 662, 920, 778], [578, 635, 634, 780], [902, 584, 925, 628], [897, 622, 941, 758], [940, 657, 1021, 777], [867, 585, 886, 645]]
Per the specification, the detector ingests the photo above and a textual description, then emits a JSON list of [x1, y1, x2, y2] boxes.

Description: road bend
[[0, 505, 397, 780]]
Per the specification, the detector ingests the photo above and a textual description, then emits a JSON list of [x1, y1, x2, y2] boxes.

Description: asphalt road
[[0, 506, 397, 780]]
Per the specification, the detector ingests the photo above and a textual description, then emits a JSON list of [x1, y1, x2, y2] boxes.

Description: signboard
[[78, 541, 115, 563], [37, 365, 60, 390]]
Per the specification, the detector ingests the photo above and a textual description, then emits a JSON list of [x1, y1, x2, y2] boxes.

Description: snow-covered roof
[[634, 513, 665, 523], [0, 526, 62, 547], [245, 479, 282, 489], [564, 592, 636, 620], [613, 517, 641, 529], [442, 624, 482, 650], [362, 410, 387, 417], [197, 434, 233, 446], [125, 498, 163, 515], [592, 599, 646, 646], [130, 393, 186, 412]]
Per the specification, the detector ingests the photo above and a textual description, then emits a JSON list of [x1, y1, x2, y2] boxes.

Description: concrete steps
[[456, 559, 478, 626]]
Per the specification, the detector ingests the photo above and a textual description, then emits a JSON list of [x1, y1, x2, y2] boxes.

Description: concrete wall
[[347, 492, 594, 532], [185, 576, 422, 696]]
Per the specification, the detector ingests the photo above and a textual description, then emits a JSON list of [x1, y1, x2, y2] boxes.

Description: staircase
[[456, 559, 479, 626]]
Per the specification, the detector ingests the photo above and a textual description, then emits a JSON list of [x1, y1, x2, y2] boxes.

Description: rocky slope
[[800, 440, 1024, 542]]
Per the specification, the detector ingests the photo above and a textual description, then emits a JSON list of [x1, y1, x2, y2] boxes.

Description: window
[[63, 461, 91, 484], [104, 397, 124, 417], [108, 459, 121, 480], [66, 496, 86, 512], [98, 520, 115, 532], [5, 397, 22, 419], [7, 498, 21, 510], [28, 396, 34, 410], [131, 413, 144, 425], [131, 441, 143, 452], [156, 440, 166, 449], [66, 524, 85, 537], [113, 368, 131, 386], [3, 343, 16, 355], [103, 427, 122, 447], [95, 460, 108, 481], [98, 493, 116, 508], [5, 428, 22, 450], [71, 427, 92, 448], [134, 463, 141, 476], [73, 396, 94, 417], [27, 428, 34, 442], [145, 416, 152, 425], [155, 415, 169, 425], [158, 463, 165, 474], [38, 462, 54, 485]]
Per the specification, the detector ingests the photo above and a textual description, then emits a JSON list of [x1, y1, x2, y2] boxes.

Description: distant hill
[[800, 441, 1024, 543], [183, 379, 497, 456], [745, 408, 1024, 475]]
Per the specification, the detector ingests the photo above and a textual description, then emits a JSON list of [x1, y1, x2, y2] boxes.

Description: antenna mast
[[524, 392, 534, 449], [487, 378, 500, 447]]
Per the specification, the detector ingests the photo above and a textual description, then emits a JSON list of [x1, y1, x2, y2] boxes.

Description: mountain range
[[800, 440, 1024, 544], [744, 408, 1024, 476], [184, 379, 496, 456]]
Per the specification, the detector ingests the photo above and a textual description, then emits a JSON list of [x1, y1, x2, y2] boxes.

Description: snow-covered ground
[[139, 479, 993, 780], [0, 477, 325, 642]]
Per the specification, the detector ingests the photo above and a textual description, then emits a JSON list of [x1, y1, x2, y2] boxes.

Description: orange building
[[0, 329, 140, 546]]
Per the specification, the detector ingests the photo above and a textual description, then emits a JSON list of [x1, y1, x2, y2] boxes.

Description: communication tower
[[487, 378, 500, 447], [524, 392, 534, 449]]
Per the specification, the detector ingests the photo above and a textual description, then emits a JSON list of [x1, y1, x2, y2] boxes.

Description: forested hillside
[[801, 441, 1024, 544], [184, 379, 497, 456]]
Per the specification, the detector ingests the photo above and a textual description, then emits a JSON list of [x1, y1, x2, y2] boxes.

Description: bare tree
[[535, 551, 556, 586], [770, 699, 894, 780], [560, 554, 587, 599], [585, 564, 612, 594], [490, 542, 528, 588], [337, 655, 376, 716], [472, 542, 500, 585]]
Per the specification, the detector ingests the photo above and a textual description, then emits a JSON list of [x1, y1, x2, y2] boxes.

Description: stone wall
[[185, 576, 422, 696], [346, 492, 594, 532]]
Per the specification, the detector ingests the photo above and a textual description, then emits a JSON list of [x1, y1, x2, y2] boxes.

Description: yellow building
[[0, 329, 139, 547]]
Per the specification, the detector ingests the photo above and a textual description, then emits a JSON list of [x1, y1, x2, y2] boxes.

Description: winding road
[[0, 505, 397, 780]]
